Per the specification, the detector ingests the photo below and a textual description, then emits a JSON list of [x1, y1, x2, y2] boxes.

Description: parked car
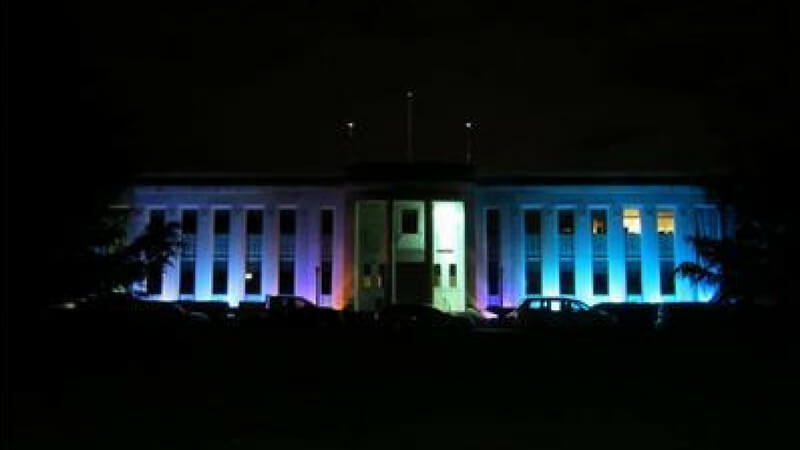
[[235, 301, 269, 324], [266, 295, 342, 327], [177, 301, 230, 323], [593, 302, 659, 332], [377, 304, 471, 331], [655, 302, 719, 333], [504, 297, 616, 330], [485, 306, 516, 326], [71, 295, 208, 327]]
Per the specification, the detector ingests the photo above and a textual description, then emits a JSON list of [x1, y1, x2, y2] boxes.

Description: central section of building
[[356, 199, 466, 311]]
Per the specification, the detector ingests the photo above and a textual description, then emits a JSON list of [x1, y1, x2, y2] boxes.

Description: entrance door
[[432, 201, 466, 312], [392, 201, 427, 304], [355, 201, 387, 311]]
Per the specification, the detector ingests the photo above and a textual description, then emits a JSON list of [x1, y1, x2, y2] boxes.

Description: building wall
[[124, 183, 721, 309], [472, 185, 721, 308]]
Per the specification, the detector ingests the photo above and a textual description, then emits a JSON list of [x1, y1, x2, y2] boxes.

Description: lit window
[[623, 209, 641, 234]]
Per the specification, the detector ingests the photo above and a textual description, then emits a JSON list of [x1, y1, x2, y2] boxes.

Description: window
[[278, 209, 296, 295], [279, 209, 295, 234], [526, 260, 542, 296], [524, 210, 542, 295], [401, 209, 418, 234], [449, 263, 457, 288], [486, 209, 501, 301], [320, 261, 332, 296], [558, 210, 574, 234], [179, 210, 197, 296], [624, 208, 641, 298], [558, 210, 575, 295], [433, 264, 441, 287], [591, 210, 607, 234], [626, 261, 642, 296], [212, 210, 230, 295], [320, 210, 334, 301], [623, 209, 641, 234], [146, 209, 165, 295], [593, 260, 609, 296], [278, 261, 294, 295], [559, 260, 575, 296], [591, 209, 608, 296], [658, 209, 675, 296], [245, 210, 263, 296]]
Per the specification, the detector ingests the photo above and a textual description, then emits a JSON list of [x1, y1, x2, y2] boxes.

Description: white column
[[541, 206, 559, 296], [502, 203, 521, 306], [641, 205, 660, 302], [195, 207, 213, 300], [675, 205, 695, 301], [474, 200, 488, 309], [307, 205, 322, 305], [295, 208, 311, 299], [333, 199, 347, 309], [162, 207, 181, 301], [228, 207, 246, 306], [575, 205, 593, 302], [263, 206, 277, 299], [608, 204, 625, 302]]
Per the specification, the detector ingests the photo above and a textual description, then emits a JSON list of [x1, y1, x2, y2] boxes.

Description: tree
[[49, 207, 182, 303], [676, 175, 793, 306]]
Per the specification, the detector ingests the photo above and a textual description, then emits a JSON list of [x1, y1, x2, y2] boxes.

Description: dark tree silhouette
[[50, 207, 181, 303], [677, 174, 793, 306]]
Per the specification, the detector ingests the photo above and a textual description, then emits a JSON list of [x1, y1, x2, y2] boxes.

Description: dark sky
[[13, 0, 796, 178]]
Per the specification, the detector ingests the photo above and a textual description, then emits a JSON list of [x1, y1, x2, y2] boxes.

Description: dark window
[[525, 210, 541, 234], [245, 261, 261, 295], [660, 261, 675, 295], [181, 210, 197, 234], [279, 261, 294, 294], [487, 264, 500, 297], [213, 260, 227, 294], [149, 209, 165, 227], [179, 263, 195, 295], [146, 210, 166, 295], [593, 260, 609, 296], [246, 210, 263, 234], [449, 263, 457, 287], [433, 264, 441, 287], [214, 210, 230, 234], [321, 261, 332, 295], [401, 209, 418, 234], [321, 210, 333, 236], [486, 208, 501, 299], [526, 260, 542, 295], [558, 210, 574, 234], [486, 209, 500, 234], [179, 210, 197, 296], [559, 260, 575, 295], [279, 209, 296, 234], [146, 266, 162, 295], [626, 260, 642, 296]]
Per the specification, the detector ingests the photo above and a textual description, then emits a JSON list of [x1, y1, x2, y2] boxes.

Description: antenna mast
[[406, 90, 414, 162]]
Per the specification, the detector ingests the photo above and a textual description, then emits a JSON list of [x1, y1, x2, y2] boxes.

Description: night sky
[[12, 0, 796, 180]]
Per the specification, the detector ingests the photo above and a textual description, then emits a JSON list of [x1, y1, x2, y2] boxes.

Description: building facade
[[123, 165, 728, 311]]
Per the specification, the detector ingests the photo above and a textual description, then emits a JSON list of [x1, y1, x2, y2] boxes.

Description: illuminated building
[[122, 164, 729, 310]]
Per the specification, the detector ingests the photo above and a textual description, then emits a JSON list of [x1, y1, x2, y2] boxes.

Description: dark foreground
[[10, 316, 798, 449]]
